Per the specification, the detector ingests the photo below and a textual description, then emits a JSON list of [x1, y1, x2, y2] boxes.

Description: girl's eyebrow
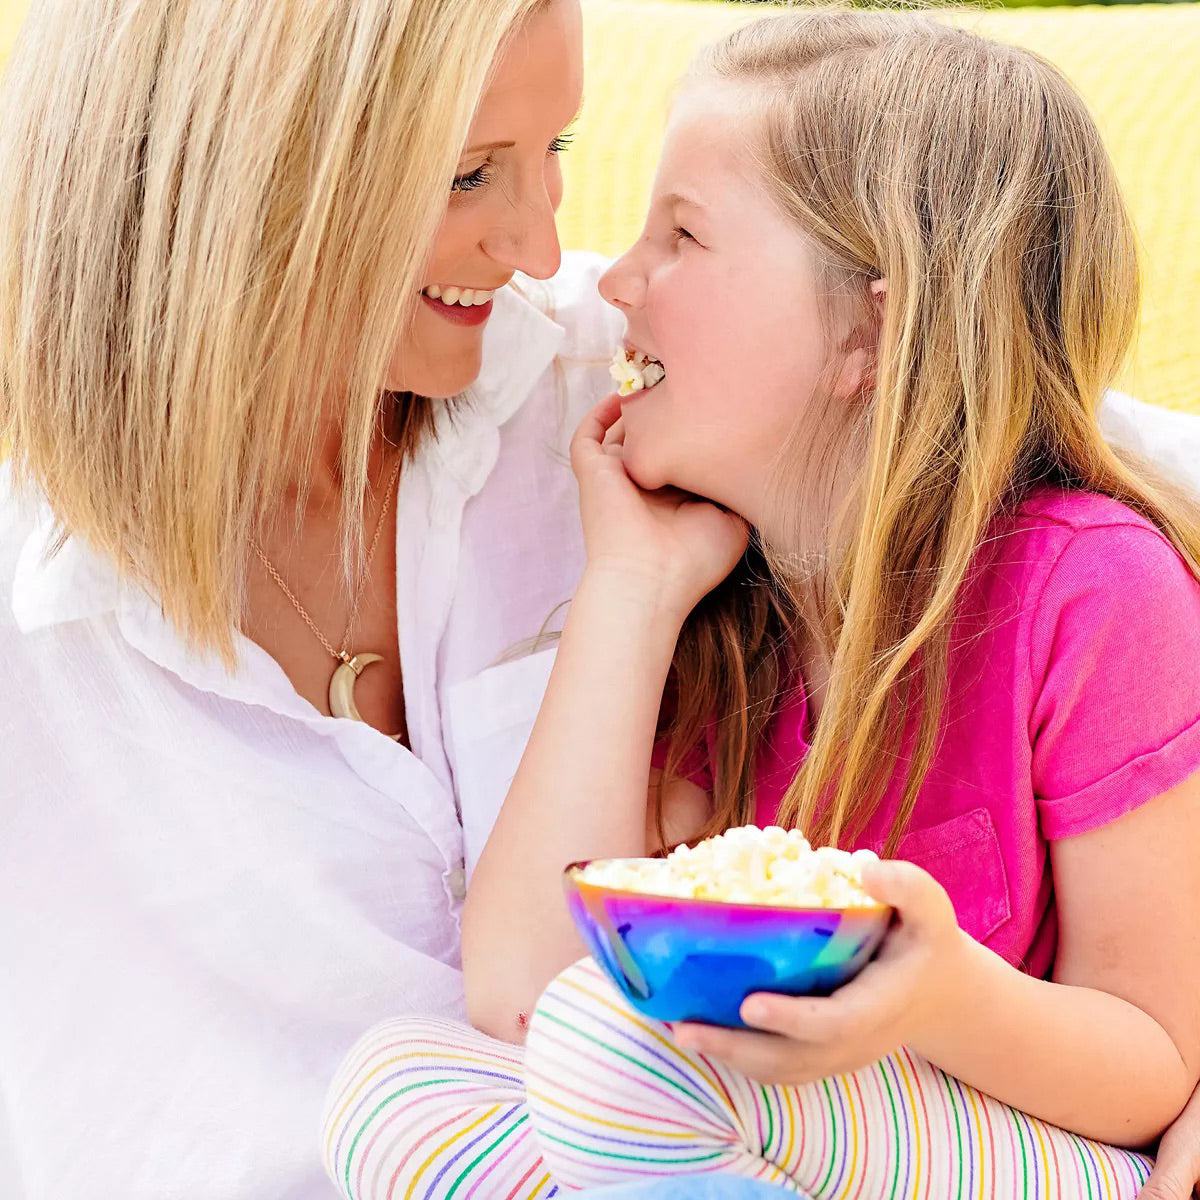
[[663, 190, 707, 212]]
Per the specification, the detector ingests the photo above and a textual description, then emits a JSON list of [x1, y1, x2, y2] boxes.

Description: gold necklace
[[252, 457, 404, 740]]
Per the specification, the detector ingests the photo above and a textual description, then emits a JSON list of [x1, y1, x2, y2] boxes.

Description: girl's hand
[[1139, 1082, 1200, 1199], [672, 860, 969, 1084], [571, 393, 749, 620]]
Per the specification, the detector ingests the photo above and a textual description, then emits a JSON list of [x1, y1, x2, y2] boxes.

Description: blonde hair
[[660, 10, 1200, 854], [0, 0, 546, 657]]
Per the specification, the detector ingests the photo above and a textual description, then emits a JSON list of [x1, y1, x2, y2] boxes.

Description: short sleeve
[[1030, 522, 1200, 840]]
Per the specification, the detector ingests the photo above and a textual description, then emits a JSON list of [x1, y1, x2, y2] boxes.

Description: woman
[[0, 2, 1196, 1199], [0, 1, 621, 1196]]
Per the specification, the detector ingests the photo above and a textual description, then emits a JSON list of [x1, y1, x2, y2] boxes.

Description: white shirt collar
[[9, 277, 565, 650]]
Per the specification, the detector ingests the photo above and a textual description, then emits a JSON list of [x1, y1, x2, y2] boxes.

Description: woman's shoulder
[[0, 464, 44, 638]]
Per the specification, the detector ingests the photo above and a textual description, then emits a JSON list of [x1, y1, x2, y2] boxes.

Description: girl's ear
[[833, 277, 887, 401], [833, 345, 874, 402]]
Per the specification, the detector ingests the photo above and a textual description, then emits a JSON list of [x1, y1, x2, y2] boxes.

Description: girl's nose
[[599, 245, 648, 312]]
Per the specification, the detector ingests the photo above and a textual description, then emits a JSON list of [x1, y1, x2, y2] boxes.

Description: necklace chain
[[251, 457, 402, 664]]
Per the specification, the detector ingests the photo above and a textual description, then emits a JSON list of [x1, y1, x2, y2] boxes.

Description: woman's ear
[[870, 277, 887, 309]]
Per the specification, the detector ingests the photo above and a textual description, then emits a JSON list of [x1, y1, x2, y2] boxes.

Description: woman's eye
[[672, 225, 696, 244], [548, 132, 575, 157], [452, 164, 492, 193]]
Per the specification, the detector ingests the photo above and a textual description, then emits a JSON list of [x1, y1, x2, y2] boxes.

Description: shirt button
[[447, 866, 467, 902]]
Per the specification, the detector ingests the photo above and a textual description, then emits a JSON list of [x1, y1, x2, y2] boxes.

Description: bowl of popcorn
[[564, 825, 892, 1028]]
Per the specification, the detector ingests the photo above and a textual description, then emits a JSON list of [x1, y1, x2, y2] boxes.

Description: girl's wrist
[[908, 930, 1003, 1063], [579, 559, 696, 628]]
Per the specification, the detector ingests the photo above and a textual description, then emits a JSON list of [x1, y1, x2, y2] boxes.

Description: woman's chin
[[382, 347, 482, 399]]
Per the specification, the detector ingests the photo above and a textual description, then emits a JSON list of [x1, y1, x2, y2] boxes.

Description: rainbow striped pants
[[322, 958, 1153, 1200]]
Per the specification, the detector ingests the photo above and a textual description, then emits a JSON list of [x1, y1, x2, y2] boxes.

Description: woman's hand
[[1140, 1083, 1200, 1199], [571, 393, 749, 621], [672, 859, 969, 1084]]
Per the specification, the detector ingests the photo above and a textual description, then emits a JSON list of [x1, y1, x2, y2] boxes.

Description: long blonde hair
[[0, 0, 545, 657], [661, 10, 1200, 854]]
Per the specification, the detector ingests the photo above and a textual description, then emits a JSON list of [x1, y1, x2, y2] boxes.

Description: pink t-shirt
[[659, 488, 1200, 977]]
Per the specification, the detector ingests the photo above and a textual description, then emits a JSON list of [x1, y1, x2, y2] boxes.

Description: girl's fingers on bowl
[[861, 859, 955, 934], [673, 1021, 839, 1086], [740, 987, 895, 1059]]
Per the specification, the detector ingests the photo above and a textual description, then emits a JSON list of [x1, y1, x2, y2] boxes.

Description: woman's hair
[[0, 0, 546, 656], [659, 10, 1200, 855]]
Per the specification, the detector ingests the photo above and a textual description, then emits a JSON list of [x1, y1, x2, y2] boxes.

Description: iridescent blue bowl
[[564, 860, 893, 1028]]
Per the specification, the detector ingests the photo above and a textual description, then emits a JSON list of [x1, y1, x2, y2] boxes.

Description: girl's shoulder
[[1011, 484, 1163, 541], [992, 485, 1197, 610], [958, 485, 1200, 855]]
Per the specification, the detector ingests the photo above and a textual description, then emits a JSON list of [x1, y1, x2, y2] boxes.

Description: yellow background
[[2, 0, 1196, 411]]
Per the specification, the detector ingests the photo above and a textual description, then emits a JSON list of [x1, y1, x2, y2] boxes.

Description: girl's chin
[[620, 447, 671, 494]]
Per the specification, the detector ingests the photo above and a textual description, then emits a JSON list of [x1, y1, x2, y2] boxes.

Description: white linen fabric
[[0, 252, 620, 1200]]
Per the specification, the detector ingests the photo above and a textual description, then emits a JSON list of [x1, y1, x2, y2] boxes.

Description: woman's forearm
[[915, 935, 1193, 1146], [462, 566, 684, 1040]]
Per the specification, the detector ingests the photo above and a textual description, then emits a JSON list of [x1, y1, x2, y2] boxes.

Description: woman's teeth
[[423, 284, 495, 307]]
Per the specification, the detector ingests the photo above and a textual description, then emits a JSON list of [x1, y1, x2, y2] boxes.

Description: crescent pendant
[[329, 653, 406, 745]]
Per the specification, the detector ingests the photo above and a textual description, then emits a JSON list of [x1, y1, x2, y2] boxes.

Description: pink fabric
[[657, 488, 1200, 977]]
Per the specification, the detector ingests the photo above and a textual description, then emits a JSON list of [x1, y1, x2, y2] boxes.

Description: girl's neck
[[795, 629, 832, 726]]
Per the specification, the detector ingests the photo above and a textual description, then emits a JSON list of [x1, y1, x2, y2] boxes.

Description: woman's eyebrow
[[464, 102, 585, 156], [464, 138, 516, 153]]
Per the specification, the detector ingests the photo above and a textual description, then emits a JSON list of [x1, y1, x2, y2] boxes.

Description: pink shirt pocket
[[896, 807, 1012, 945]]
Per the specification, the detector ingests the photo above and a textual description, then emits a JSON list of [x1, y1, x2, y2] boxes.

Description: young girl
[[324, 11, 1200, 1198]]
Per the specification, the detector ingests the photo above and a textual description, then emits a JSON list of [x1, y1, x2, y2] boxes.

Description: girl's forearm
[[915, 935, 1193, 1146], [462, 567, 684, 1040]]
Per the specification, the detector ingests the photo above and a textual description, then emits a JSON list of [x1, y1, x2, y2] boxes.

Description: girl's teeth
[[426, 284, 442, 299], [442, 286, 462, 305]]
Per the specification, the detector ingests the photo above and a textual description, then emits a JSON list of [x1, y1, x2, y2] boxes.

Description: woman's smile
[[420, 285, 496, 327]]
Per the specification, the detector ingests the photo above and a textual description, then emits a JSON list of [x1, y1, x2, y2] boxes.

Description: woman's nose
[[598, 245, 647, 311], [483, 183, 563, 282]]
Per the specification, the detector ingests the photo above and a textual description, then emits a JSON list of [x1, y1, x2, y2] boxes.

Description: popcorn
[[610, 347, 666, 397], [579, 825, 880, 908]]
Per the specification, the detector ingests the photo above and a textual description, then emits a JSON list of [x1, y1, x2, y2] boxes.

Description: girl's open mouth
[[611, 346, 665, 397]]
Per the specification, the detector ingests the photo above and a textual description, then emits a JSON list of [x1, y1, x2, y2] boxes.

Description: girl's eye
[[452, 164, 491, 193], [548, 132, 575, 157], [672, 225, 696, 244]]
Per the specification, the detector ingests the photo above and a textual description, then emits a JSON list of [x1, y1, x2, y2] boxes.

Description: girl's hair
[[660, 10, 1200, 855], [0, 0, 546, 657]]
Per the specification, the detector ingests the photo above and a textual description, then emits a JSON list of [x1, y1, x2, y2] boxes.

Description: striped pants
[[322, 958, 1154, 1200]]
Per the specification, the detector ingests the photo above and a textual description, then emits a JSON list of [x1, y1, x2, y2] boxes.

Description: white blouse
[[0, 252, 622, 1200]]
